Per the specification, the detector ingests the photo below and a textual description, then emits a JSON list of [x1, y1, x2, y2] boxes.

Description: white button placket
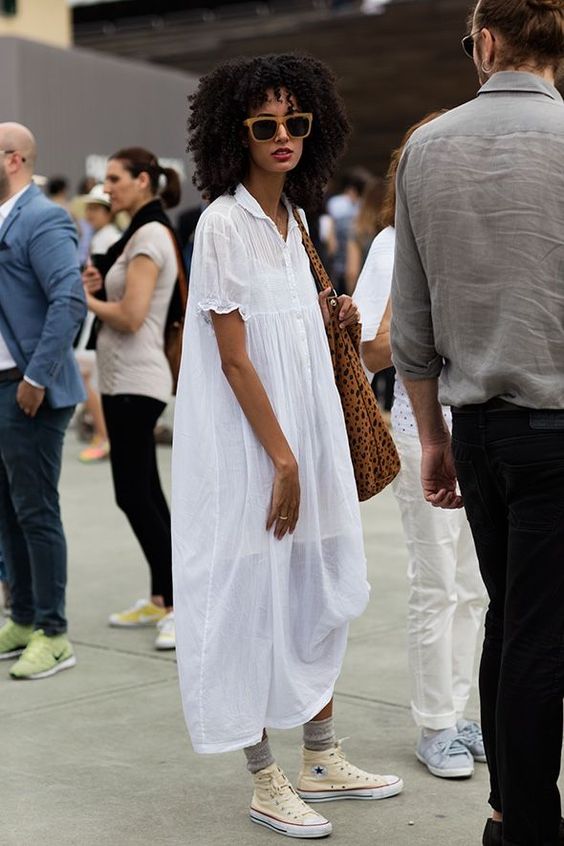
[[284, 250, 313, 390]]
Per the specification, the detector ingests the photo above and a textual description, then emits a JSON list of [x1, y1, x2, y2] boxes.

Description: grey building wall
[[0, 36, 200, 213]]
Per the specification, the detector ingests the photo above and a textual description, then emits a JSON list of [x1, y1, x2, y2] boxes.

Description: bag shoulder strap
[[166, 228, 189, 313], [292, 208, 336, 296]]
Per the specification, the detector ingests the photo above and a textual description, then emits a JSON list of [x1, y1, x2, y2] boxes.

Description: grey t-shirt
[[97, 221, 177, 403], [391, 71, 564, 409]]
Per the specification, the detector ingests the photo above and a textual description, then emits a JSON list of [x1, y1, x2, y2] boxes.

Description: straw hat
[[84, 183, 112, 208]]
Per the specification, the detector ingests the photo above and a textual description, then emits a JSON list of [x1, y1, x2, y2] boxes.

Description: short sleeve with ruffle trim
[[194, 212, 250, 323]]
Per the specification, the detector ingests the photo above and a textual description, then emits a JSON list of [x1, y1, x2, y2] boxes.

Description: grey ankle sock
[[244, 736, 275, 774], [303, 716, 336, 752]]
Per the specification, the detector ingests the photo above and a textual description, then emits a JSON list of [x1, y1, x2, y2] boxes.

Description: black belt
[[0, 367, 22, 383], [452, 397, 525, 414]]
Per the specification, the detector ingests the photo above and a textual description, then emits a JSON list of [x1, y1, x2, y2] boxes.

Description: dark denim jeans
[[0, 381, 73, 635], [452, 408, 564, 846]]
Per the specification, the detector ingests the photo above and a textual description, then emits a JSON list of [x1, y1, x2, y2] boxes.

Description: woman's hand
[[266, 459, 300, 540], [212, 310, 301, 538], [82, 255, 158, 333], [318, 290, 360, 329], [336, 294, 360, 329], [82, 263, 103, 295]]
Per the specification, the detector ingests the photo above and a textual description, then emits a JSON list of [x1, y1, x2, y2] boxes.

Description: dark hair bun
[[527, 0, 563, 9], [476, 0, 564, 65]]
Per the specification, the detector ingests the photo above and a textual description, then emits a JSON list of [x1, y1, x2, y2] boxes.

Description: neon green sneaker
[[10, 630, 76, 680], [109, 598, 167, 628], [0, 619, 33, 660]]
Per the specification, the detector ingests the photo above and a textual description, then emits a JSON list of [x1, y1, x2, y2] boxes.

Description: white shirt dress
[[172, 184, 370, 754]]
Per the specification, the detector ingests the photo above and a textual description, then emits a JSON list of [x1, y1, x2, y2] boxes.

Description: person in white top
[[75, 184, 121, 464], [355, 113, 487, 781], [172, 54, 403, 840], [82, 148, 182, 652]]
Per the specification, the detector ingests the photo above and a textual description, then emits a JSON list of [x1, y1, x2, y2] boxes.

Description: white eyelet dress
[[172, 184, 370, 754]]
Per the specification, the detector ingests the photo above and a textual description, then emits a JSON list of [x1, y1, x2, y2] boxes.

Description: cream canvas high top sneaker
[[297, 742, 404, 801], [250, 762, 332, 838]]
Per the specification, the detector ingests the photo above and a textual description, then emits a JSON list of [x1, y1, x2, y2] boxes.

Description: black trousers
[[102, 394, 173, 608], [371, 367, 395, 412], [451, 408, 564, 846]]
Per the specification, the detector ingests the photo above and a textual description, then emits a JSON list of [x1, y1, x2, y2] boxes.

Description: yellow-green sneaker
[[10, 630, 76, 680], [109, 598, 167, 628], [0, 619, 33, 660]]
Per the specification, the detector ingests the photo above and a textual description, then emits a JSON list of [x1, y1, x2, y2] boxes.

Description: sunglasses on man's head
[[242, 113, 313, 142]]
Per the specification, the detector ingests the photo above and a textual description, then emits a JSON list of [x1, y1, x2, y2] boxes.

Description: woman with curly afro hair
[[172, 53, 403, 839]]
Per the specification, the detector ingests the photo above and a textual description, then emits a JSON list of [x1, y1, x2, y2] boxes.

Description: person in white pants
[[354, 112, 487, 779]]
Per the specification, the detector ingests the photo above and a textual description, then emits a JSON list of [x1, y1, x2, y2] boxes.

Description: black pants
[[452, 408, 564, 846], [371, 367, 395, 412], [102, 394, 173, 608]]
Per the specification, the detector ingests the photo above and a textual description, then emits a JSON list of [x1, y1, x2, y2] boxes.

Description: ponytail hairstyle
[[471, 0, 564, 73], [109, 146, 181, 209]]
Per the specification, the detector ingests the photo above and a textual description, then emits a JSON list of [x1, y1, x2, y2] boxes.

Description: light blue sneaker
[[456, 719, 487, 763], [416, 727, 474, 778]]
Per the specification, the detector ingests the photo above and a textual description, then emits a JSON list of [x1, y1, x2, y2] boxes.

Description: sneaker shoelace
[[258, 769, 317, 820], [435, 736, 470, 759], [20, 631, 52, 662], [457, 721, 482, 744], [330, 740, 381, 780]]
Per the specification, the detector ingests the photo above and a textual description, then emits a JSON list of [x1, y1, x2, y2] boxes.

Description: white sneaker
[[250, 763, 332, 838], [416, 727, 474, 778], [155, 611, 175, 650]]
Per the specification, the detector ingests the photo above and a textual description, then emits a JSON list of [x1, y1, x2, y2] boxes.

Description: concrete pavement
[[1, 426, 494, 846]]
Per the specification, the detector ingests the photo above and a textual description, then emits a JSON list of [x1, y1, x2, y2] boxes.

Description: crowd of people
[[0, 0, 562, 843]]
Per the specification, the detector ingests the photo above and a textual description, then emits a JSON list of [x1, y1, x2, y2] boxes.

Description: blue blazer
[[0, 183, 87, 408]]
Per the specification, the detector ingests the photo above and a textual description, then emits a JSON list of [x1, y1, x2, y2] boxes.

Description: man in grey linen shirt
[[390, 1, 564, 845]]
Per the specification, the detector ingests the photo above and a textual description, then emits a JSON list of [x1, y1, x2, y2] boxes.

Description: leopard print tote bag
[[293, 209, 400, 500]]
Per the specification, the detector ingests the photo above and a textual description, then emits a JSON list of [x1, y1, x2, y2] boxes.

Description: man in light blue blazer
[[0, 123, 86, 680]]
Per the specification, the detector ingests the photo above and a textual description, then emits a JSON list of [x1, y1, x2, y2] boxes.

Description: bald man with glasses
[[0, 123, 86, 680]]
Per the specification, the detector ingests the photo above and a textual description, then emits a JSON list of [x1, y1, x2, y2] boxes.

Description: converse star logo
[[312, 765, 326, 778]]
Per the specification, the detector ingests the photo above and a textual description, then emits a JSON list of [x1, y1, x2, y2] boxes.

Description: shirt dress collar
[[234, 183, 299, 236]]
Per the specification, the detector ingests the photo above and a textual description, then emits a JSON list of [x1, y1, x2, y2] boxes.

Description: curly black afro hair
[[187, 53, 351, 212]]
